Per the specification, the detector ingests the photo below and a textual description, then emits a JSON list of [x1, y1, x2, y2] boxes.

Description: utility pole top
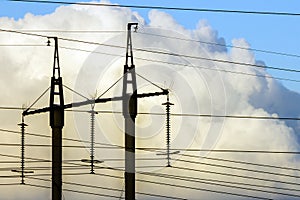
[[48, 37, 64, 128], [125, 23, 138, 68], [47, 37, 61, 79], [127, 22, 138, 31]]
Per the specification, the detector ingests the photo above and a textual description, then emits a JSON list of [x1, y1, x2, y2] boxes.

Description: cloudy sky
[[0, 1, 300, 199]]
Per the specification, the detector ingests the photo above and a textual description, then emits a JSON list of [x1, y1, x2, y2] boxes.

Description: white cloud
[[0, 1, 299, 199]]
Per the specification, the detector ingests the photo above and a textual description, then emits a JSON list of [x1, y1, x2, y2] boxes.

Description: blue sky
[[1, 2, 300, 199], [1, 0, 300, 93]]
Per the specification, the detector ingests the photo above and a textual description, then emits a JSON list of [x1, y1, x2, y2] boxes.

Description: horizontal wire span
[[1, 106, 300, 120], [1, 141, 300, 155], [91, 171, 273, 200], [138, 171, 300, 198], [25, 182, 123, 199], [1, 128, 300, 155], [175, 158, 300, 179], [137, 32, 300, 58], [54, 162, 300, 196], [27, 176, 187, 200], [19, 163, 300, 194], [2, 30, 300, 59], [2, 42, 299, 83], [180, 153, 300, 172], [173, 166, 300, 187], [9, 0, 300, 16], [53, 45, 300, 83], [0, 28, 299, 73], [138, 170, 300, 193], [3, 161, 298, 199]]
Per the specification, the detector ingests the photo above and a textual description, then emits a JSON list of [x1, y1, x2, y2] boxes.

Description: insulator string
[[18, 115, 28, 184], [90, 103, 95, 174], [162, 93, 174, 167]]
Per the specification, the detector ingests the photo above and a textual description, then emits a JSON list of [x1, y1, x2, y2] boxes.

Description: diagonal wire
[[96, 74, 124, 99], [137, 32, 300, 59], [180, 153, 300, 172], [26, 182, 123, 199], [136, 177, 272, 200], [139, 170, 300, 193], [136, 73, 165, 90], [60, 45, 300, 83], [63, 84, 89, 100], [23, 87, 50, 113], [1, 28, 300, 74], [173, 166, 300, 187], [138, 171, 300, 198], [174, 158, 300, 179]]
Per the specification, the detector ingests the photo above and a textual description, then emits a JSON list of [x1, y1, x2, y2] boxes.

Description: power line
[[136, 177, 272, 200], [4, 30, 125, 33], [180, 153, 300, 172], [9, 0, 300, 17], [137, 32, 300, 59], [0, 157, 166, 165], [93, 159, 300, 189], [1, 28, 300, 74], [9, 154, 300, 181], [28, 176, 187, 200], [0, 166, 88, 172], [63, 84, 89, 100], [0, 183, 22, 186], [22, 162, 300, 194], [174, 157, 300, 179], [137, 147, 300, 154], [0, 153, 50, 162], [27, 177, 126, 199], [138, 170, 300, 194], [59, 45, 300, 83], [4, 152, 295, 194], [3, 29, 300, 60], [25, 172, 90, 177], [0, 44, 46, 47], [139, 171, 300, 199], [96, 74, 125, 99], [64, 163, 300, 199], [136, 73, 165, 90], [26, 183, 124, 199], [0, 143, 122, 149], [2, 105, 300, 121], [0, 175, 25, 179], [90, 169, 273, 200], [57, 45, 300, 85], [1, 128, 300, 155], [173, 166, 300, 187], [23, 87, 50, 113], [1, 142, 300, 156], [135, 48, 300, 73], [2, 153, 298, 198], [146, 112, 300, 121], [0, 127, 123, 148]]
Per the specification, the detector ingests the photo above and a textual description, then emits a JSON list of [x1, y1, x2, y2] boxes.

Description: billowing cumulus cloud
[[0, 1, 299, 200]]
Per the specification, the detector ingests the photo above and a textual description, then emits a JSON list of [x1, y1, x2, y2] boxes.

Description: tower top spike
[[125, 23, 138, 67], [48, 37, 60, 79]]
